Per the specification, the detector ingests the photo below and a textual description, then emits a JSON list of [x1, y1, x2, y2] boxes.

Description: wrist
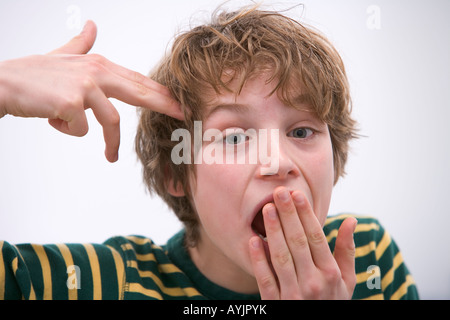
[[0, 61, 10, 118]]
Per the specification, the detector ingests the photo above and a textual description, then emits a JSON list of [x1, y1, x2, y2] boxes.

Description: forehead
[[201, 74, 312, 120]]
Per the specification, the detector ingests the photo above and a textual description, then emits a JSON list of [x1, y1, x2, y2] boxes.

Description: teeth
[[252, 208, 267, 243], [255, 230, 267, 242], [252, 226, 267, 242]]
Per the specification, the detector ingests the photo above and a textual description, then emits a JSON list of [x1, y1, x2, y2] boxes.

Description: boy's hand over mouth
[[249, 186, 357, 299]]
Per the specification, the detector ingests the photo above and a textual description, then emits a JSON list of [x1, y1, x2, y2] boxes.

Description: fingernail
[[251, 237, 261, 249], [292, 191, 303, 204], [265, 204, 277, 220], [352, 218, 358, 233], [277, 188, 289, 202]]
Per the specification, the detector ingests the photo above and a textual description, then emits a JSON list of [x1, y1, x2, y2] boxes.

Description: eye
[[225, 132, 248, 145], [289, 127, 314, 139]]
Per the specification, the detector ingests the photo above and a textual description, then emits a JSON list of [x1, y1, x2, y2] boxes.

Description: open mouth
[[251, 207, 267, 242]]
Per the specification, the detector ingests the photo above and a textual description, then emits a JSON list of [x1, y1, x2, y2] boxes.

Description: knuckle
[[57, 94, 83, 114], [308, 229, 325, 245], [323, 267, 341, 284], [84, 55, 105, 76], [108, 110, 121, 127], [346, 246, 356, 259], [273, 250, 292, 268], [131, 70, 146, 84], [304, 280, 322, 299], [53, 96, 88, 137], [111, 111, 121, 125], [288, 233, 309, 250], [134, 82, 151, 100], [259, 275, 276, 291], [88, 53, 105, 64], [81, 76, 97, 92]]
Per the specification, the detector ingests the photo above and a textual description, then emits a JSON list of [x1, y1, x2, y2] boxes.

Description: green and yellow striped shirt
[[0, 214, 418, 300]]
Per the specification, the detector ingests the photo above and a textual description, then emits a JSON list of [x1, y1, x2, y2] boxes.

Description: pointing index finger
[[91, 56, 185, 120]]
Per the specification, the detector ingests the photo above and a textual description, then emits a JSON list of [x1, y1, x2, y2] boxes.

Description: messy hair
[[135, 5, 358, 246]]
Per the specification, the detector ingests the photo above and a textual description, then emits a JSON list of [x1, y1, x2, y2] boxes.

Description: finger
[[263, 202, 299, 296], [48, 109, 89, 137], [291, 190, 336, 270], [104, 75, 183, 120], [49, 20, 97, 55], [334, 217, 357, 293], [59, 50, 183, 119], [95, 57, 174, 98], [85, 86, 121, 162], [249, 236, 280, 299], [272, 187, 315, 276], [87, 60, 184, 120]]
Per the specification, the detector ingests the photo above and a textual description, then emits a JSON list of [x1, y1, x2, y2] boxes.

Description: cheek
[[317, 143, 335, 185], [196, 164, 246, 194], [191, 163, 250, 223], [306, 141, 335, 225]]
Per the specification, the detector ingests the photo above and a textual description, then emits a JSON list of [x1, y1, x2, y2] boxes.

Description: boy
[[0, 6, 418, 299]]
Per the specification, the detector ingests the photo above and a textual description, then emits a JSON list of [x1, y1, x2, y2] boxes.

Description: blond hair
[[135, 6, 358, 246]]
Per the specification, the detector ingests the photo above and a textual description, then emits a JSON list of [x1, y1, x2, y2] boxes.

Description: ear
[[167, 179, 185, 197], [165, 164, 185, 197]]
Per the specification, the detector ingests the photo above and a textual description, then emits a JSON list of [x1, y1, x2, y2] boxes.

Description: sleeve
[[373, 223, 419, 300], [0, 240, 125, 300]]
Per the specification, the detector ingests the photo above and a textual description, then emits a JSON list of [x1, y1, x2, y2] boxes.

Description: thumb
[[334, 217, 358, 293], [48, 20, 97, 55]]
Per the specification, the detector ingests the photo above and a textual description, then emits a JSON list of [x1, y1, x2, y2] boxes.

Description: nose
[[257, 135, 300, 179]]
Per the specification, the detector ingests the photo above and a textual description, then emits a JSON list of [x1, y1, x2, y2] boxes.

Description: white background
[[0, 0, 449, 299]]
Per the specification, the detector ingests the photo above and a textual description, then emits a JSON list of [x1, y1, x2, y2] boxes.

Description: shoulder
[[324, 214, 388, 252], [104, 235, 179, 269], [104, 234, 204, 300], [324, 213, 382, 238], [324, 214, 419, 300]]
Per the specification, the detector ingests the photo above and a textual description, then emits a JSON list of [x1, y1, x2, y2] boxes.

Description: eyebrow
[[205, 93, 311, 118], [206, 103, 252, 118]]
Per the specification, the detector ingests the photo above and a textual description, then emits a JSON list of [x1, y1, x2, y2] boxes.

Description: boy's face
[[186, 74, 335, 293]]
